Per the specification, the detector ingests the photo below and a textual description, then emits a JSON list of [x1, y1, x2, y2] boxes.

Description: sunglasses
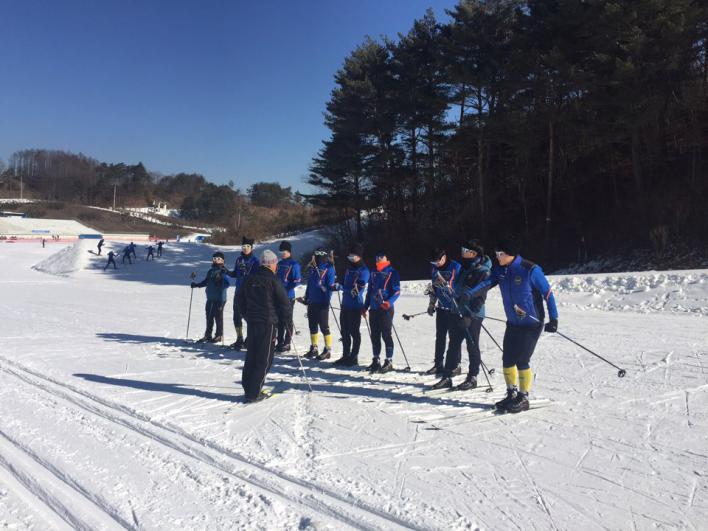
[[242, 244, 252, 250], [314, 250, 329, 257], [461, 247, 478, 255], [495, 251, 507, 258], [375, 255, 387, 262]]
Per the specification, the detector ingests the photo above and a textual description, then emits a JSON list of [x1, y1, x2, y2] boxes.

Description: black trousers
[[369, 308, 394, 359], [122, 254, 132, 264], [445, 314, 482, 378], [277, 299, 295, 346], [340, 308, 362, 359], [233, 294, 244, 330], [104, 257, 116, 270], [205, 301, 225, 338], [502, 324, 543, 369], [434, 308, 451, 367], [307, 303, 330, 336], [242, 321, 276, 400]]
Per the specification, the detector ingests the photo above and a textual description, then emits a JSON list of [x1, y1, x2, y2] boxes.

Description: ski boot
[[424, 364, 443, 376], [450, 366, 462, 377], [379, 359, 394, 373], [275, 342, 284, 353], [229, 337, 245, 350], [278, 343, 291, 353], [506, 393, 530, 414], [245, 390, 271, 404], [367, 358, 382, 373], [495, 388, 517, 411], [430, 377, 452, 390], [304, 345, 318, 359], [333, 355, 350, 365], [316, 347, 332, 361], [341, 356, 359, 367], [196, 335, 212, 344], [456, 374, 477, 391], [209, 336, 223, 344]]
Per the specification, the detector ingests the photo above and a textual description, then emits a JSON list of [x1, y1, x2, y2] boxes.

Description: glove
[[350, 287, 359, 298], [459, 292, 471, 304], [381, 301, 391, 311], [361, 308, 368, 317], [544, 319, 558, 333], [330, 282, 340, 291], [190, 282, 196, 288], [295, 296, 307, 305], [427, 303, 435, 316], [457, 316, 472, 330]]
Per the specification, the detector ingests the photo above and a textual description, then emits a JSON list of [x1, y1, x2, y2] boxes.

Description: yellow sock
[[503, 366, 518, 389], [324, 334, 333, 348], [236, 326, 243, 339], [310, 334, 319, 347], [518, 368, 533, 394]]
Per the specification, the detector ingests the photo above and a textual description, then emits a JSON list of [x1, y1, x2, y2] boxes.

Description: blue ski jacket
[[277, 257, 302, 299], [195, 265, 231, 303], [453, 255, 492, 319], [340, 262, 370, 310], [364, 264, 400, 311], [228, 252, 260, 292], [465, 255, 558, 327], [304, 262, 337, 305], [431, 259, 462, 311]]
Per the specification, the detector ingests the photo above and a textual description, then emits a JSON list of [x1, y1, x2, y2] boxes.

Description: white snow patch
[[32, 241, 92, 277]]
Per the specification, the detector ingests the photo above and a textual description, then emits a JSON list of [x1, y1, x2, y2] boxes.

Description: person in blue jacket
[[430, 240, 491, 390], [191, 251, 231, 343], [362, 251, 400, 373], [146, 245, 155, 261], [334, 242, 370, 367], [299, 248, 337, 360], [227, 236, 259, 350], [425, 248, 462, 377], [275, 240, 302, 352], [463, 238, 559, 413], [122, 245, 132, 264], [104, 250, 117, 270], [129, 242, 137, 261]]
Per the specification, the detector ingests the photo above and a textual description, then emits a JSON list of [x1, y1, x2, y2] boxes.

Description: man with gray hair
[[237, 249, 293, 403]]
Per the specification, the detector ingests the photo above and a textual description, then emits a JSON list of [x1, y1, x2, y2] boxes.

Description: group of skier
[[103, 240, 165, 270], [190, 235, 558, 411]]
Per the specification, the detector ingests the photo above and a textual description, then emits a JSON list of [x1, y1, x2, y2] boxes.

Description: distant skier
[[157, 241, 164, 257], [237, 249, 292, 403], [97, 238, 104, 255], [275, 240, 301, 352], [299, 248, 336, 360], [41, 238, 46, 248], [430, 240, 491, 391], [190, 251, 230, 343], [463, 238, 558, 413], [425, 248, 462, 377], [362, 251, 400, 373], [146, 245, 155, 261], [333, 242, 369, 367], [122, 246, 132, 264], [104, 250, 117, 270], [129, 242, 137, 261], [226, 237, 259, 350]]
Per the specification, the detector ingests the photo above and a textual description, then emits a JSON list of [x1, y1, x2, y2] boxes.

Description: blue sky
[[0, 0, 457, 192]]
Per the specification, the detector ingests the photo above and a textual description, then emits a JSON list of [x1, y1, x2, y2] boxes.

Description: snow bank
[[400, 269, 708, 316], [32, 241, 91, 276]]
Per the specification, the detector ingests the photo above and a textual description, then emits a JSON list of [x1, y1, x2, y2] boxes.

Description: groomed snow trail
[[1, 240, 707, 530]]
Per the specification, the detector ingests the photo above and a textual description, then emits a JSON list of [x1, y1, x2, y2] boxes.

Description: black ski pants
[[307, 303, 330, 336], [445, 314, 482, 378], [205, 300, 225, 338], [369, 308, 394, 359], [242, 321, 276, 400], [433, 308, 451, 368], [122, 254, 132, 264], [502, 324, 543, 369], [277, 299, 295, 346], [340, 307, 362, 359], [233, 294, 245, 330], [104, 257, 116, 270]]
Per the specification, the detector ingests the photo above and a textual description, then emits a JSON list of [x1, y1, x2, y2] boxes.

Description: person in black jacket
[[237, 249, 292, 403]]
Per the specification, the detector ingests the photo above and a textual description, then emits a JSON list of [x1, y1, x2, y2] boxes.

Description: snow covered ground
[[0, 238, 707, 530]]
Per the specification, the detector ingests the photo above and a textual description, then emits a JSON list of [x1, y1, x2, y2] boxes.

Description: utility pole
[[20, 175, 23, 200], [112, 183, 117, 210]]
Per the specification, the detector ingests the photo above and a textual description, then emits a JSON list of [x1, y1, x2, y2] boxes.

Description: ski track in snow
[[1, 241, 707, 529]]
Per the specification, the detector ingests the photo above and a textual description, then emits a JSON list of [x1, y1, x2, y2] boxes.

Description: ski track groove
[[513, 448, 559, 531], [0, 356, 424, 531], [0, 422, 131, 530]]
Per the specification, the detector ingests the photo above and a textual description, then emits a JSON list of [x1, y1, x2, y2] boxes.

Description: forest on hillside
[[308, 0, 708, 272]]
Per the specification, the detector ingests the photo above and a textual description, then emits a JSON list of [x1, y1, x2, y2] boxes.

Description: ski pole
[[329, 301, 342, 337], [447, 295, 496, 375], [402, 310, 428, 321], [185, 272, 196, 341], [512, 304, 627, 378], [289, 328, 313, 392], [391, 321, 412, 372]]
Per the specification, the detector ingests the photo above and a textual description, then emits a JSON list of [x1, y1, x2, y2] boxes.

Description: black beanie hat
[[212, 251, 225, 260], [430, 247, 446, 261], [242, 236, 254, 246], [349, 242, 364, 257], [279, 240, 292, 252], [462, 239, 484, 256], [496, 237, 520, 257]]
